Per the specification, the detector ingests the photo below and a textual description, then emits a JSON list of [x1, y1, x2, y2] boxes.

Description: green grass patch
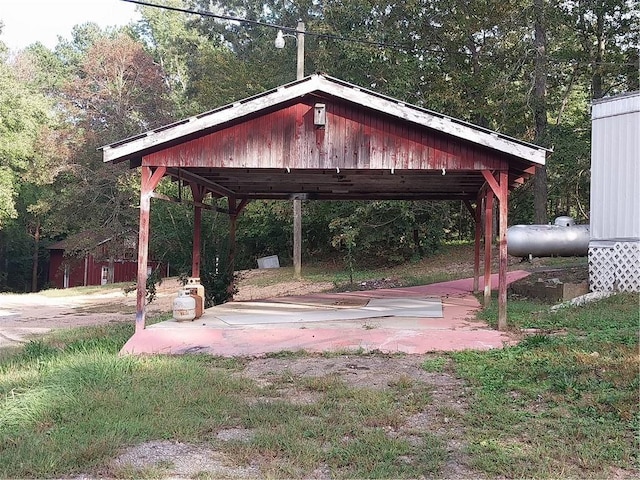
[[453, 292, 639, 478], [1, 323, 446, 478], [36, 282, 132, 297], [227, 374, 445, 479], [421, 356, 448, 373], [238, 243, 479, 292]]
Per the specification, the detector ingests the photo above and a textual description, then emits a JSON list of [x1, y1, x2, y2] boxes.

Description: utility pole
[[275, 20, 305, 279], [293, 20, 304, 279]]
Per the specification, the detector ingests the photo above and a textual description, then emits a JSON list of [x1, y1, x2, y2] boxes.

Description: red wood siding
[[144, 98, 506, 171], [48, 250, 163, 289]]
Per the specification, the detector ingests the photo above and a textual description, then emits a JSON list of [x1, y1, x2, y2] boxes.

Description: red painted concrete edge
[[120, 271, 529, 356]]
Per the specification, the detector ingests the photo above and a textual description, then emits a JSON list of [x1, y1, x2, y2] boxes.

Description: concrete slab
[[120, 271, 529, 356], [208, 297, 442, 325]]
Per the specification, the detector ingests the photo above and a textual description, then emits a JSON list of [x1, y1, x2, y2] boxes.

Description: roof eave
[[101, 74, 547, 166]]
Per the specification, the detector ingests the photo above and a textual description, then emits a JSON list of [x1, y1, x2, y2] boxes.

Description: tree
[[0, 54, 52, 228], [49, 28, 174, 239], [533, 0, 550, 224], [0, 39, 74, 290]]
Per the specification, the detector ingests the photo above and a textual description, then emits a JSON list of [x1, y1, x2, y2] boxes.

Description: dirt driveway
[[0, 279, 176, 348], [0, 260, 583, 349], [0, 274, 338, 348]]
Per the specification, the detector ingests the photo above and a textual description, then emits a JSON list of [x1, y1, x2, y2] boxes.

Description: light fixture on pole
[[275, 20, 305, 279], [273, 21, 305, 81], [274, 30, 286, 49]]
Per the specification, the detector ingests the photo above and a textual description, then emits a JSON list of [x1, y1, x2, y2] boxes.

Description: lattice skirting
[[589, 241, 640, 292]]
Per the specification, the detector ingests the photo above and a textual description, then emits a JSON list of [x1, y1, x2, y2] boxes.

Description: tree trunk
[[31, 220, 40, 292], [591, 12, 605, 99], [108, 257, 115, 284], [0, 229, 6, 290], [533, 0, 548, 225], [626, 49, 640, 91]]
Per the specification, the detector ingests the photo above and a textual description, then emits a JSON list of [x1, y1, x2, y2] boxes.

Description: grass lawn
[[0, 267, 637, 478], [456, 292, 639, 478]]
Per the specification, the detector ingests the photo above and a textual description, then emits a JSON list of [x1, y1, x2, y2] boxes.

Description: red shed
[[48, 232, 164, 289]]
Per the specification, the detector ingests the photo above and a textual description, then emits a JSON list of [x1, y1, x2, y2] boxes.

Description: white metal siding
[[590, 92, 640, 241]]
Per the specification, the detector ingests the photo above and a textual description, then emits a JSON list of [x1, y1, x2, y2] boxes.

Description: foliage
[[144, 266, 163, 305], [235, 200, 293, 269], [0, 54, 55, 227], [329, 201, 447, 268], [0, 0, 638, 290]]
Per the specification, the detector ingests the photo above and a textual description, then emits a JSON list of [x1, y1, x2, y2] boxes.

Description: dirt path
[[108, 355, 483, 480], [0, 273, 336, 348], [0, 278, 182, 347]]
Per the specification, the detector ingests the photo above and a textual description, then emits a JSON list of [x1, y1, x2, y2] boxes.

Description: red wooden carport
[[102, 74, 547, 334]]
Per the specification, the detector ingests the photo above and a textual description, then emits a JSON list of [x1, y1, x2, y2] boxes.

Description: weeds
[[1, 322, 447, 479], [454, 292, 639, 478]]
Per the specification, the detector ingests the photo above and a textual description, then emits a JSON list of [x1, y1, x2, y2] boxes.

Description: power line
[[122, 0, 638, 66], [121, 0, 454, 54]]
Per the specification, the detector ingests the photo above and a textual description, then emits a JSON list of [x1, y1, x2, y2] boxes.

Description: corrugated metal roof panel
[[100, 74, 547, 167]]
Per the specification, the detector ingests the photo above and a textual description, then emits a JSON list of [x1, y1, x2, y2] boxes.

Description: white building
[[589, 91, 640, 292]]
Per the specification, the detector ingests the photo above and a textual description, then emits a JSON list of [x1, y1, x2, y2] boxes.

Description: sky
[[0, 0, 141, 52]]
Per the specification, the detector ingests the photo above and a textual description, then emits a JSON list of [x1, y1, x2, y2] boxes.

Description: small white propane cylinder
[[186, 277, 205, 317], [173, 289, 196, 322]]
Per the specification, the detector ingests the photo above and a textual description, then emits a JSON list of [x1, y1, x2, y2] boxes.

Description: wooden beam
[[482, 170, 501, 196], [473, 193, 482, 293], [463, 199, 476, 219], [293, 199, 302, 279], [135, 166, 166, 333], [169, 168, 236, 198], [149, 192, 229, 214], [228, 196, 238, 276], [483, 188, 494, 307], [498, 170, 509, 330], [236, 198, 251, 214], [190, 184, 205, 278]]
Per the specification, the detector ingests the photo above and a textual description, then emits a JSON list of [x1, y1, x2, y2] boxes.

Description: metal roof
[[102, 74, 547, 166]]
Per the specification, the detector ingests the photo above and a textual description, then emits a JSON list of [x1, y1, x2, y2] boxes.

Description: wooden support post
[[135, 166, 166, 333], [498, 170, 509, 330], [190, 185, 205, 278], [228, 197, 237, 275], [192, 207, 202, 277], [293, 198, 302, 279], [292, 21, 305, 280], [483, 188, 494, 307], [473, 193, 482, 293]]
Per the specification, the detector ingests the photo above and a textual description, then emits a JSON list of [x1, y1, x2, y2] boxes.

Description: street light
[[274, 20, 305, 81], [275, 20, 305, 279]]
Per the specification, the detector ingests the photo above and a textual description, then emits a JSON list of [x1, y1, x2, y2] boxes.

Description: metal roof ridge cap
[[318, 75, 550, 153], [318, 79, 548, 161], [591, 90, 640, 105], [101, 74, 321, 152]]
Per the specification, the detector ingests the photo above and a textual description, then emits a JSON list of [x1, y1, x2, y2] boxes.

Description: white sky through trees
[[0, 0, 140, 51]]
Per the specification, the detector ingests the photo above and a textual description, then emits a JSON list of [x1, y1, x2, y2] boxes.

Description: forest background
[[0, 0, 638, 293]]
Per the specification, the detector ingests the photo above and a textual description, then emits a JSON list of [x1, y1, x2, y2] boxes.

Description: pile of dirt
[[516, 265, 589, 285], [338, 277, 404, 292], [508, 264, 589, 302]]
